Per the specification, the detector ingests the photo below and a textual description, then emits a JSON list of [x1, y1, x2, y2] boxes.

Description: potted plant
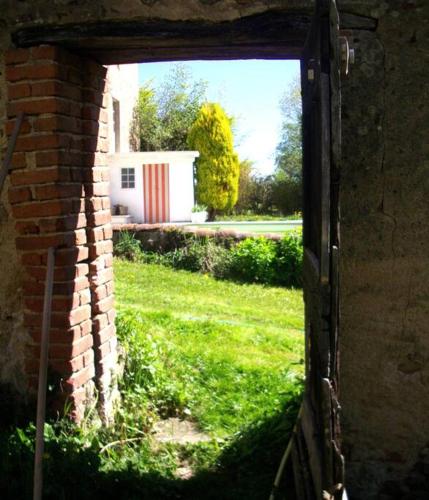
[[191, 204, 208, 223]]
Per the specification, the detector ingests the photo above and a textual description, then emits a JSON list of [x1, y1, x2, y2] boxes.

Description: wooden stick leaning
[[33, 247, 55, 500], [0, 111, 24, 196]]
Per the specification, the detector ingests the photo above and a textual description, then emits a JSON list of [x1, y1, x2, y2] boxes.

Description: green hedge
[[114, 231, 303, 288]]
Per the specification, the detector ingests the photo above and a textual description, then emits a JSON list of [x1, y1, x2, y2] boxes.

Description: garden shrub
[[274, 231, 303, 287], [230, 237, 277, 284], [164, 237, 232, 277], [113, 230, 303, 288], [114, 231, 142, 261]]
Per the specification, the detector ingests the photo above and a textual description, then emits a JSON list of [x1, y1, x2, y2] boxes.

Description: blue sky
[[138, 60, 300, 176]]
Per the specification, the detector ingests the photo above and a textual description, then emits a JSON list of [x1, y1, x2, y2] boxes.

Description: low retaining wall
[[112, 223, 282, 252]]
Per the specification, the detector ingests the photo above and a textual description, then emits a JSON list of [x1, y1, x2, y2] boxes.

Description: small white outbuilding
[[108, 151, 199, 223]]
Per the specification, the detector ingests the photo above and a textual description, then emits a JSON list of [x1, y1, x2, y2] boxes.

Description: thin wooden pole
[[268, 404, 303, 500], [0, 111, 24, 196], [33, 247, 55, 500]]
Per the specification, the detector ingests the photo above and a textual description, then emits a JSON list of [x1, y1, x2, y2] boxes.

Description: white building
[[105, 65, 198, 224], [108, 151, 199, 223]]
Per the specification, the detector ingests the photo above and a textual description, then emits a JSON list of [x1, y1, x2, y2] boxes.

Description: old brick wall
[[2, 45, 117, 419]]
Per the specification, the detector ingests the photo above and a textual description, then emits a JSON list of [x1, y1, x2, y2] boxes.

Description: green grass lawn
[[116, 260, 304, 435], [184, 221, 302, 235], [113, 260, 304, 498]]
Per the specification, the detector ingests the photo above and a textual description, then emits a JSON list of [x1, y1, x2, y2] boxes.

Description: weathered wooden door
[[143, 163, 170, 223], [291, 0, 344, 498]]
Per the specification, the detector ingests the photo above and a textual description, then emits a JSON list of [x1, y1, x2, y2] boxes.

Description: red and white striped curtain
[[143, 163, 170, 223]]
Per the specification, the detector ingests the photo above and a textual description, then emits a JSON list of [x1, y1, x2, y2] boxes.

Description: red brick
[[36, 151, 71, 167], [51, 305, 91, 328], [15, 133, 71, 152], [7, 82, 31, 99], [24, 312, 42, 327], [91, 267, 114, 287], [31, 80, 82, 101], [83, 349, 94, 368], [5, 63, 67, 83], [39, 213, 86, 233], [34, 183, 83, 201], [25, 294, 80, 313], [49, 334, 93, 359], [95, 341, 111, 359], [12, 199, 74, 219], [8, 97, 81, 118], [81, 120, 100, 136], [10, 167, 69, 186], [93, 324, 116, 347], [33, 46, 83, 70], [16, 221, 39, 235], [79, 289, 91, 306], [85, 197, 103, 212], [9, 186, 32, 204], [54, 246, 88, 266], [80, 319, 92, 336], [88, 240, 113, 259], [30, 325, 81, 344], [93, 285, 107, 302], [34, 115, 81, 134], [104, 254, 114, 269], [51, 277, 89, 295], [25, 264, 87, 282], [5, 48, 30, 65], [23, 281, 44, 296], [10, 152, 27, 169], [5, 118, 31, 136], [107, 308, 116, 324], [51, 356, 84, 374], [87, 227, 105, 243], [93, 313, 108, 333], [106, 280, 115, 295], [102, 197, 111, 210], [17, 232, 77, 251], [21, 253, 43, 265], [88, 210, 111, 227], [63, 364, 95, 392], [93, 295, 114, 315], [85, 182, 110, 197]]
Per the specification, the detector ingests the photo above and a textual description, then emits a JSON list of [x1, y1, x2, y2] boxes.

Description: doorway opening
[[110, 58, 305, 498]]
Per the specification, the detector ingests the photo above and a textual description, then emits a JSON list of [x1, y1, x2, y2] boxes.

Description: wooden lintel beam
[[11, 12, 311, 64]]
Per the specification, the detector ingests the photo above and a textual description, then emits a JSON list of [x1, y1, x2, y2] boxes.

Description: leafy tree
[[130, 64, 207, 151], [188, 103, 240, 217], [274, 79, 302, 214], [129, 82, 161, 151], [235, 159, 254, 213]]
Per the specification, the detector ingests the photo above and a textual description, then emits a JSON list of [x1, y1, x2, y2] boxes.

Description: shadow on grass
[[0, 391, 301, 500]]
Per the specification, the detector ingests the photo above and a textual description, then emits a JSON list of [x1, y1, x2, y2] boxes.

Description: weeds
[[114, 231, 303, 287], [0, 262, 304, 499]]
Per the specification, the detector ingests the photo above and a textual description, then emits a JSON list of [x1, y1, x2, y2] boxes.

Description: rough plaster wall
[[340, 1, 429, 497], [0, 28, 28, 392], [106, 64, 139, 154]]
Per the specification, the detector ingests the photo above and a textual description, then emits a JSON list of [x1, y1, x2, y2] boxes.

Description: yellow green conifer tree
[[188, 103, 240, 217]]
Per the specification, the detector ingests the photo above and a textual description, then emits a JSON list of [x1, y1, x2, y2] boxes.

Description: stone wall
[[340, 1, 429, 497]]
